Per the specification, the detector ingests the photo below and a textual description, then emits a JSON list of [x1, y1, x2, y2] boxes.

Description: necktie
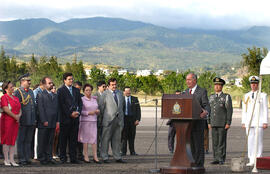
[[113, 91, 118, 105], [252, 92, 254, 99], [69, 87, 73, 96], [127, 97, 131, 115], [189, 89, 192, 94]]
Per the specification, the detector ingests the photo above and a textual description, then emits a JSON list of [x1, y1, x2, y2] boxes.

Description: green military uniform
[[208, 77, 233, 164]]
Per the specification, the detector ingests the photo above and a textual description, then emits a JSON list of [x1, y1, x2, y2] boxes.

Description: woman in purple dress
[[78, 84, 101, 163]]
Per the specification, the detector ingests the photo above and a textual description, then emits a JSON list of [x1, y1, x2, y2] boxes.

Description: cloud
[[0, 0, 270, 29]]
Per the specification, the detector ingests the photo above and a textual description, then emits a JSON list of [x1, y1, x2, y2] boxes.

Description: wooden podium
[[160, 94, 205, 174]]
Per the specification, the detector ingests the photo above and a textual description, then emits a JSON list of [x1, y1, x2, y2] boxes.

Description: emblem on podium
[[172, 102, 181, 114]]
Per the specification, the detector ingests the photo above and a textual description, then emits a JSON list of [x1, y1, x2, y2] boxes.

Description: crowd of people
[[0, 71, 268, 170], [0, 72, 141, 166]]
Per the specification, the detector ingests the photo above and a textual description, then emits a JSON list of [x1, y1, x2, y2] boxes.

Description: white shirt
[[189, 84, 197, 94]]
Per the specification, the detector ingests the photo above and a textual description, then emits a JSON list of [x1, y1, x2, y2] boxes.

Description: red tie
[[189, 89, 192, 94]]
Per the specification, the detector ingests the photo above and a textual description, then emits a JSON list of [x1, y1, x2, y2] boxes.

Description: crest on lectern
[[172, 102, 181, 114]]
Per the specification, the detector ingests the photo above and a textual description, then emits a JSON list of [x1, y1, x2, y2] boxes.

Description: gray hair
[[187, 73, 197, 81]]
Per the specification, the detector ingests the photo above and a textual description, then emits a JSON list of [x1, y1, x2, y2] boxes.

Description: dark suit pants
[[17, 126, 35, 163], [168, 125, 176, 153], [97, 122, 103, 156], [191, 124, 205, 167], [121, 116, 136, 154], [37, 128, 55, 162], [212, 127, 227, 162], [59, 121, 79, 162]]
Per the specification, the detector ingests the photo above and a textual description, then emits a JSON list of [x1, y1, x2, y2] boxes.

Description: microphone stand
[[150, 99, 160, 173]]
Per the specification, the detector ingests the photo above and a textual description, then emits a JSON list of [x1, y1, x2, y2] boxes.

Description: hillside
[[0, 17, 270, 70]]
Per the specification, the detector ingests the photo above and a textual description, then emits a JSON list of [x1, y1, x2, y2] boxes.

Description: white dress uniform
[[242, 90, 268, 164]]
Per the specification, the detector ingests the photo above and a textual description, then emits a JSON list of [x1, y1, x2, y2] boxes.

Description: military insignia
[[172, 102, 181, 114], [251, 77, 256, 81], [216, 78, 220, 82]]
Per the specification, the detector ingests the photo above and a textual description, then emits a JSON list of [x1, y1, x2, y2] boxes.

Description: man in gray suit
[[37, 77, 59, 165], [185, 73, 211, 167], [93, 81, 107, 157], [99, 78, 126, 163]]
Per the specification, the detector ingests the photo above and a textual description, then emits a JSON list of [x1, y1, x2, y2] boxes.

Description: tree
[[0, 46, 8, 81], [197, 71, 216, 95], [123, 73, 141, 93], [241, 46, 269, 93], [139, 75, 161, 101], [160, 72, 186, 94], [88, 66, 106, 87]]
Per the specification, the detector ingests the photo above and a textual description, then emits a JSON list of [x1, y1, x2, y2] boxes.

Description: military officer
[[14, 73, 36, 165], [242, 76, 268, 166], [208, 77, 233, 165]]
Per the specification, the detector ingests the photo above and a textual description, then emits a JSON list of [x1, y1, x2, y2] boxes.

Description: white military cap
[[249, 75, 260, 83]]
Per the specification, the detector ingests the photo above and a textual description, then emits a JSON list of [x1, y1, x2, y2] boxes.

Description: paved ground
[[1, 108, 270, 173]]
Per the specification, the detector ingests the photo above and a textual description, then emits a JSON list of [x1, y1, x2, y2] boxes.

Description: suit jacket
[[37, 90, 60, 128], [123, 96, 141, 121], [185, 85, 211, 130], [99, 89, 125, 127], [242, 91, 268, 128], [57, 85, 82, 125]]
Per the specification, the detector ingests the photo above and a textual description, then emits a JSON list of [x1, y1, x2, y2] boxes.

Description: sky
[[1, 0, 270, 29]]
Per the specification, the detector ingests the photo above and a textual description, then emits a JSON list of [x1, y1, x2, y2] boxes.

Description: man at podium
[[185, 73, 211, 167]]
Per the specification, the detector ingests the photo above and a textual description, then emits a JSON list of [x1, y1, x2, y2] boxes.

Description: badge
[[172, 102, 181, 114]]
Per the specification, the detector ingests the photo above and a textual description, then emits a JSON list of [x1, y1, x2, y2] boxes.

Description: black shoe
[[70, 160, 82, 164], [60, 160, 67, 164], [93, 159, 102, 164], [210, 161, 219, 165], [48, 160, 57, 165], [19, 161, 28, 165], [205, 150, 209, 154], [130, 152, 138, 156], [26, 161, 32, 165], [116, 159, 127, 163], [40, 161, 48, 165], [83, 159, 91, 163], [121, 152, 126, 156], [103, 160, 110, 164], [219, 161, 224, 165]]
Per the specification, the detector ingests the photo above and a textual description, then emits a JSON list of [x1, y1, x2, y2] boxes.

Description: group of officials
[[0, 71, 268, 169], [167, 73, 268, 168], [0, 72, 141, 166]]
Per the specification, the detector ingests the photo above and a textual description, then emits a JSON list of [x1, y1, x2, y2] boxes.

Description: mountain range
[[0, 17, 270, 70]]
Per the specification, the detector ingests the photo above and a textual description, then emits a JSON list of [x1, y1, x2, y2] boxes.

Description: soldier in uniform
[[14, 73, 36, 165], [208, 77, 233, 165], [242, 76, 268, 166]]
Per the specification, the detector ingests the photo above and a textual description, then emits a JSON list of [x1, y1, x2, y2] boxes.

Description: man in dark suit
[[185, 73, 211, 167], [99, 78, 126, 163], [57, 73, 82, 164], [37, 77, 59, 165], [121, 86, 141, 156]]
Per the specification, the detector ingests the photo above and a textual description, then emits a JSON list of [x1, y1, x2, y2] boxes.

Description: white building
[[154, 70, 164, 76], [136, 70, 152, 76], [235, 78, 242, 87], [118, 69, 128, 75], [100, 68, 110, 76], [85, 69, 91, 76]]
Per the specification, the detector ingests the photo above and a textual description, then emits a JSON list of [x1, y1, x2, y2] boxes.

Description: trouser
[[212, 127, 227, 162], [101, 117, 123, 160], [168, 125, 176, 152], [59, 121, 79, 162], [204, 128, 209, 151], [77, 142, 83, 160], [121, 116, 137, 154], [17, 125, 35, 163], [190, 121, 205, 167], [97, 124, 103, 156], [246, 127, 263, 163], [38, 128, 55, 162]]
